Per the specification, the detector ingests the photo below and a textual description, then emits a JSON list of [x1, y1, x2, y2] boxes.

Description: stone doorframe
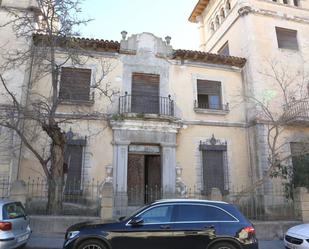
[[110, 119, 181, 195]]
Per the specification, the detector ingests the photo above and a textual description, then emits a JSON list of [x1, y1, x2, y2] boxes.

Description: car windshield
[[3, 202, 26, 220]]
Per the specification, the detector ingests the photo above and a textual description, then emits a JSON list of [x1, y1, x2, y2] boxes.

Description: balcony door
[[131, 73, 160, 114]]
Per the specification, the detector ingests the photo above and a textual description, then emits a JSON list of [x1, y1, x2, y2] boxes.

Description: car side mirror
[[129, 217, 144, 226], [118, 216, 126, 221]]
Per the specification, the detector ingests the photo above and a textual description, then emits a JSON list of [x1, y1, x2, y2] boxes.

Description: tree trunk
[[46, 137, 65, 215]]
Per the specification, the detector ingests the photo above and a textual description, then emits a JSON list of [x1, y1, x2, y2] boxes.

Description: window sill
[[59, 99, 94, 106], [194, 108, 229, 115]]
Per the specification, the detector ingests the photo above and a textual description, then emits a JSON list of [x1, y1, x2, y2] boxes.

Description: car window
[[3, 202, 26, 220], [174, 204, 237, 222], [137, 205, 172, 224]]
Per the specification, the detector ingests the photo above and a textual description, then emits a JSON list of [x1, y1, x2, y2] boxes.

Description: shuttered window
[[200, 144, 228, 195], [59, 67, 92, 101], [197, 80, 222, 109], [276, 27, 298, 50], [131, 73, 160, 114]]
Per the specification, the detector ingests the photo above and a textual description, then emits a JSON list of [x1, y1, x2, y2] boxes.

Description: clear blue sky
[[80, 0, 199, 50]]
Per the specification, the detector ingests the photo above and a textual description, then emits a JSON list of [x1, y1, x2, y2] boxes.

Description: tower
[[190, 0, 309, 193]]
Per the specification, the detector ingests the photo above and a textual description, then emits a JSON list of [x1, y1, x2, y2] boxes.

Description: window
[[131, 73, 160, 114], [64, 139, 86, 193], [138, 205, 173, 223], [276, 27, 298, 50], [3, 202, 26, 220], [174, 205, 236, 222], [290, 142, 309, 189], [200, 140, 228, 195], [220, 8, 226, 20], [197, 80, 222, 109], [293, 0, 299, 6], [218, 42, 230, 56], [59, 67, 92, 101], [283, 0, 288, 4], [226, 0, 231, 11]]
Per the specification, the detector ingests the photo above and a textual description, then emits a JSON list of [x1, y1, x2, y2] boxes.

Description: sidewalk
[[26, 233, 285, 249]]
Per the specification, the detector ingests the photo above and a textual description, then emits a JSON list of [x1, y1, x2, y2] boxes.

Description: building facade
[[0, 0, 308, 215]]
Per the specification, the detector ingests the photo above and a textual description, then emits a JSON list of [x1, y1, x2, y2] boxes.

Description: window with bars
[[276, 27, 298, 50], [197, 80, 222, 109], [59, 67, 92, 102], [200, 143, 228, 195], [218, 42, 230, 56]]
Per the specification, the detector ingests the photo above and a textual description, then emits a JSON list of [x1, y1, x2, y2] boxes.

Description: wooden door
[[127, 154, 145, 205], [145, 155, 161, 203]]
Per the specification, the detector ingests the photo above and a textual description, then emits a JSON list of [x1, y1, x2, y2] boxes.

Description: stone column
[[161, 143, 177, 198], [113, 141, 129, 217]]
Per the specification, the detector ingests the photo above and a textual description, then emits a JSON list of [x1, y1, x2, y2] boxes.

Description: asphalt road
[[25, 235, 286, 249]]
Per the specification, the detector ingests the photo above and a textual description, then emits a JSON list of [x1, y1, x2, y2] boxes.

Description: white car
[[284, 224, 309, 249], [0, 200, 31, 249]]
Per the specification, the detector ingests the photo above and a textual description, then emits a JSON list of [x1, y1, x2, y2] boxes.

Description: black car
[[63, 199, 258, 249]]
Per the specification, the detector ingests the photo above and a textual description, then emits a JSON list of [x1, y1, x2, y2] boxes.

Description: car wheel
[[210, 242, 238, 249], [78, 239, 107, 249]]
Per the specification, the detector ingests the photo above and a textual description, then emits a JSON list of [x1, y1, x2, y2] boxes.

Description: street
[[25, 234, 286, 249]]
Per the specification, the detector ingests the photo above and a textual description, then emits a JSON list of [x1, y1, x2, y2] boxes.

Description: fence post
[[294, 187, 309, 222], [100, 182, 114, 221], [10, 180, 27, 206]]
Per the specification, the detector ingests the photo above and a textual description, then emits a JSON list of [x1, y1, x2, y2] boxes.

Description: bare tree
[[243, 57, 309, 195], [0, 0, 117, 214]]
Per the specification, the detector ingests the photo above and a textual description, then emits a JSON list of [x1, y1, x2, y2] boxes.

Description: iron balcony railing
[[283, 100, 309, 123], [194, 100, 230, 111], [119, 93, 175, 116]]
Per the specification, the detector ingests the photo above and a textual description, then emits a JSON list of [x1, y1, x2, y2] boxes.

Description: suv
[[63, 199, 258, 249], [0, 200, 31, 249]]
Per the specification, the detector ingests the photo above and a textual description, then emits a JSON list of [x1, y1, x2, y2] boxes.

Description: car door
[[120, 204, 175, 249], [171, 204, 219, 249], [3, 202, 30, 243]]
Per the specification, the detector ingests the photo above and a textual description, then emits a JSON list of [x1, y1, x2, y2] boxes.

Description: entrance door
[[145, 155, 161, 203], [127, 154, 161, 206]]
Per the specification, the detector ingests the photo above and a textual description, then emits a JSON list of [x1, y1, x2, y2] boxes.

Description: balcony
[[119, 94, 175, 117], [194, 100, 230, 115], [283, 100, 309, 125]]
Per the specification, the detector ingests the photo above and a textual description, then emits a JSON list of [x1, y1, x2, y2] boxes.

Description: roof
[[173, 49, 246, 68], [189, 0, 209, 23], [33, 33, 120, 53], [153, 199, 228, 205], [32, 34, 246, 68]]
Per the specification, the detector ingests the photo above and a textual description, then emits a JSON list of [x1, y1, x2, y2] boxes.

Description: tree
[[0, 0, 117, 214], [243, 56, 309, 195]]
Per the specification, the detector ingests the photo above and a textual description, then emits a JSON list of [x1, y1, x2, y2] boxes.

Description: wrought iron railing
[[194, 100, 229, 111], [119, 93, 175, 116], [283, 100, 309, 123]]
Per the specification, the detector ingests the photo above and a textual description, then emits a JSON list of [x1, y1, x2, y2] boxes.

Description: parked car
[[0, 200, 31, 249], [284, 223, 309, 249], [63, 199, 258, 249]]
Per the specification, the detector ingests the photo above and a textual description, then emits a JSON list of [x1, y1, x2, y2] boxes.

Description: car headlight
[[67, 231, 80, 240]]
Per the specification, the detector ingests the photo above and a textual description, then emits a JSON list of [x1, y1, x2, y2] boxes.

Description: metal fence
[[0, 177, 10, 199], [25, 178, 101, 216], [113, 185, 300, 221]]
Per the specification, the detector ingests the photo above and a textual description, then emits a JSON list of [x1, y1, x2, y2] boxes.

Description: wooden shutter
[[197, 80, 221, 95], [276, 27, 298, 50], [59, 67, 91, 101], [131, 73, 160, 114]]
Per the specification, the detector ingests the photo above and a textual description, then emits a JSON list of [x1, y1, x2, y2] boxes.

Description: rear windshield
[[3, 202, 26, 220]]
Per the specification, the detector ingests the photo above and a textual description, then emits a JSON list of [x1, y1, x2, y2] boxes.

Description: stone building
[[0, 0, 308, 215]]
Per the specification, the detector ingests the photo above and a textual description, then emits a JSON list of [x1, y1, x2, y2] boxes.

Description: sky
[[79, 0, 199, 50]]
